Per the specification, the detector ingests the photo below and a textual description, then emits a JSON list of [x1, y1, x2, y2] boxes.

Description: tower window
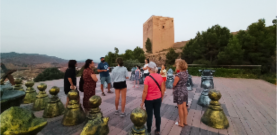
[[162, 26, 164, 28]]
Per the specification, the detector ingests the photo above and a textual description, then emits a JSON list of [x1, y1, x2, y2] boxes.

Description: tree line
[[165, 19, 276, 73], [104, 47, 146, 70]]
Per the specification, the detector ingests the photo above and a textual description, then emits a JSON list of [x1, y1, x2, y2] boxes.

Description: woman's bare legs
[[182, 102, 188, 125], [177, 104, 184, 127], [115, 89, 120, 110], [120, 88, 127, 113]]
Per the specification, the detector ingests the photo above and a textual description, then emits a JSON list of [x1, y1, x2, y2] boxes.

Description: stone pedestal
[[81, 95, 109, 135], [33, 83, 49, 111], [23, 80, 37, 104], [128, 108, 149, 135], [13, 78, 24, 91], [43, 86, 65, 118], [62, 89, 86, 126], [201, 90, 229, 129], [0, 106, 47, 135]]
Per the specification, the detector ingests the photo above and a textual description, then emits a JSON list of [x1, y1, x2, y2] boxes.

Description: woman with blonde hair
[[173, 59, 188, 127]]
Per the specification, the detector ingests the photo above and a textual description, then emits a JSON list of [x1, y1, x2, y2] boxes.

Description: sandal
[[102, 93, 106, 96], [178, 120, 188, 126], [175, 122, 184, 127]]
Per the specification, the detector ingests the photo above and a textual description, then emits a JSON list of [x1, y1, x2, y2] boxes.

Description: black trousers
[[145, 98, 162, 133]]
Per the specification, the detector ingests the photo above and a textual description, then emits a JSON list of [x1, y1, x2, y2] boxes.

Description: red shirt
[[144, 73, 163, 100]]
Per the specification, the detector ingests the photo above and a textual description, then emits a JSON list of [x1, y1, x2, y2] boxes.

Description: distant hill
[[1, 52, 98, 69], [0, 52, 98, 80], [1, 52, 68, 66]]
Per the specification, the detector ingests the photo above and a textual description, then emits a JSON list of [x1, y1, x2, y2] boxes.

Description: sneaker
[[114, 110, 119, 115], [120, 112, 126, 117], [102, 93, 106, 96]]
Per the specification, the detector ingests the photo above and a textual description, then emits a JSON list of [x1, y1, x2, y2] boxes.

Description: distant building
[[143, 15, 243, 54], [143, 15, 174, 54]]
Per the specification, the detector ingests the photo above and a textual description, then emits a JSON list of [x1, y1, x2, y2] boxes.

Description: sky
[[1, 0, 276, 62]]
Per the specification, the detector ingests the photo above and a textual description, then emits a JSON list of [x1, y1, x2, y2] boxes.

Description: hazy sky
[[1, 0, 276, 62]]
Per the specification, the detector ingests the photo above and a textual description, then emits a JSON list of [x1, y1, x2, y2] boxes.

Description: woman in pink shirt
[[140, 61, 165, 135]]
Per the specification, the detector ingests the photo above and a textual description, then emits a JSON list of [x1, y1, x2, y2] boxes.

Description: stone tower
[[143, 15, 174, 54]]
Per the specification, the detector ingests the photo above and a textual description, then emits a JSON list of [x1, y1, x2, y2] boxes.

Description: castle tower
[[143, 15, 174, 54]]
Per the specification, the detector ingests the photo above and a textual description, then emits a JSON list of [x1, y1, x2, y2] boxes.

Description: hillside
[[1, 52, 68, 67], [0, 52, 98, 80]]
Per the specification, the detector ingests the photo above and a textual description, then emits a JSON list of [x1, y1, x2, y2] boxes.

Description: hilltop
[[0, 52, 98, 80]]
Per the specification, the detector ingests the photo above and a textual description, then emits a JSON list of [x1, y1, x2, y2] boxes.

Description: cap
[[100, 57, 104, 59], [148, 61, 156, 69]]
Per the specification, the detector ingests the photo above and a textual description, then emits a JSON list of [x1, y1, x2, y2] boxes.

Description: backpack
[[79, 74, 84, 92]]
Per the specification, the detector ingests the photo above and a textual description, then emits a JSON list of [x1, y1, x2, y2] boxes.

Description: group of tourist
[[64, 57, 189, 135]]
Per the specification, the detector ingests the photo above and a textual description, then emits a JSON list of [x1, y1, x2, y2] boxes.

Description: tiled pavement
[[19, 73, 276, 135]]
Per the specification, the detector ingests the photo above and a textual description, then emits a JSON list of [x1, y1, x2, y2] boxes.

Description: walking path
[[20, 73, 276, 135]]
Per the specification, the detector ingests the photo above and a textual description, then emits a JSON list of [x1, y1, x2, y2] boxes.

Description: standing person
[[173, 59, 188, 127], [111, 58, 129, 117], [133, 65, 141, 88], [143, 59, 150, 77], [160, 64, 167, 88], [82, 59, 98, 112], [97, 57, 113, 96], [140, 61, 165, 135], [64, 60, 78, 107], [64, 60, 77, 95]]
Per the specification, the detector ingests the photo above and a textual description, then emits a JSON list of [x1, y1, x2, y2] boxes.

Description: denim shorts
[[100, 76, 111, 84]]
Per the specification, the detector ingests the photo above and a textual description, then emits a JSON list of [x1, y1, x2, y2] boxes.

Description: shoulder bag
[[148, 75, 161, 92]]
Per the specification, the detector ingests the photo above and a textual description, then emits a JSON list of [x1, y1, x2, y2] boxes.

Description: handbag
[[79, 74, 84, 92], [148, 75, 161, 92]]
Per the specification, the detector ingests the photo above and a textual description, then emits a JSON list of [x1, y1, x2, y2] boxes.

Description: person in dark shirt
[[97, 57, 113, 96], [64, 60, 77, 95]]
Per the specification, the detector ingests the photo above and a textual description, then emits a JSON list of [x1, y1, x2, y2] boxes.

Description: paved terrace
[[19, 73, 276, 135]]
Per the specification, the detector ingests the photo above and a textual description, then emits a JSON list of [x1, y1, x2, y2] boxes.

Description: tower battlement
[[143, 15, 174, 53]]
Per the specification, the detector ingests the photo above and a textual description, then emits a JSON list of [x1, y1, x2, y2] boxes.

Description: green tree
[[123, 59, 144, 71], [181, 25, 231, 65], [145, 38, 152, 53], [123, 49, 134, 60], [34, 68, 64, 82], [236, 19, 276, 73], [114, 47, 119, 59], [105, 51, 116, 66], [166, 48, 179, 66], [217, 36, 244, 64], [133, 46, 146, 63], [273, 19, 277, 25]]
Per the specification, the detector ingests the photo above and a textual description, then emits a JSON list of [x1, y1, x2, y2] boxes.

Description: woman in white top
[[111, 57, 129, 117], [143, 59, 150, 77]]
